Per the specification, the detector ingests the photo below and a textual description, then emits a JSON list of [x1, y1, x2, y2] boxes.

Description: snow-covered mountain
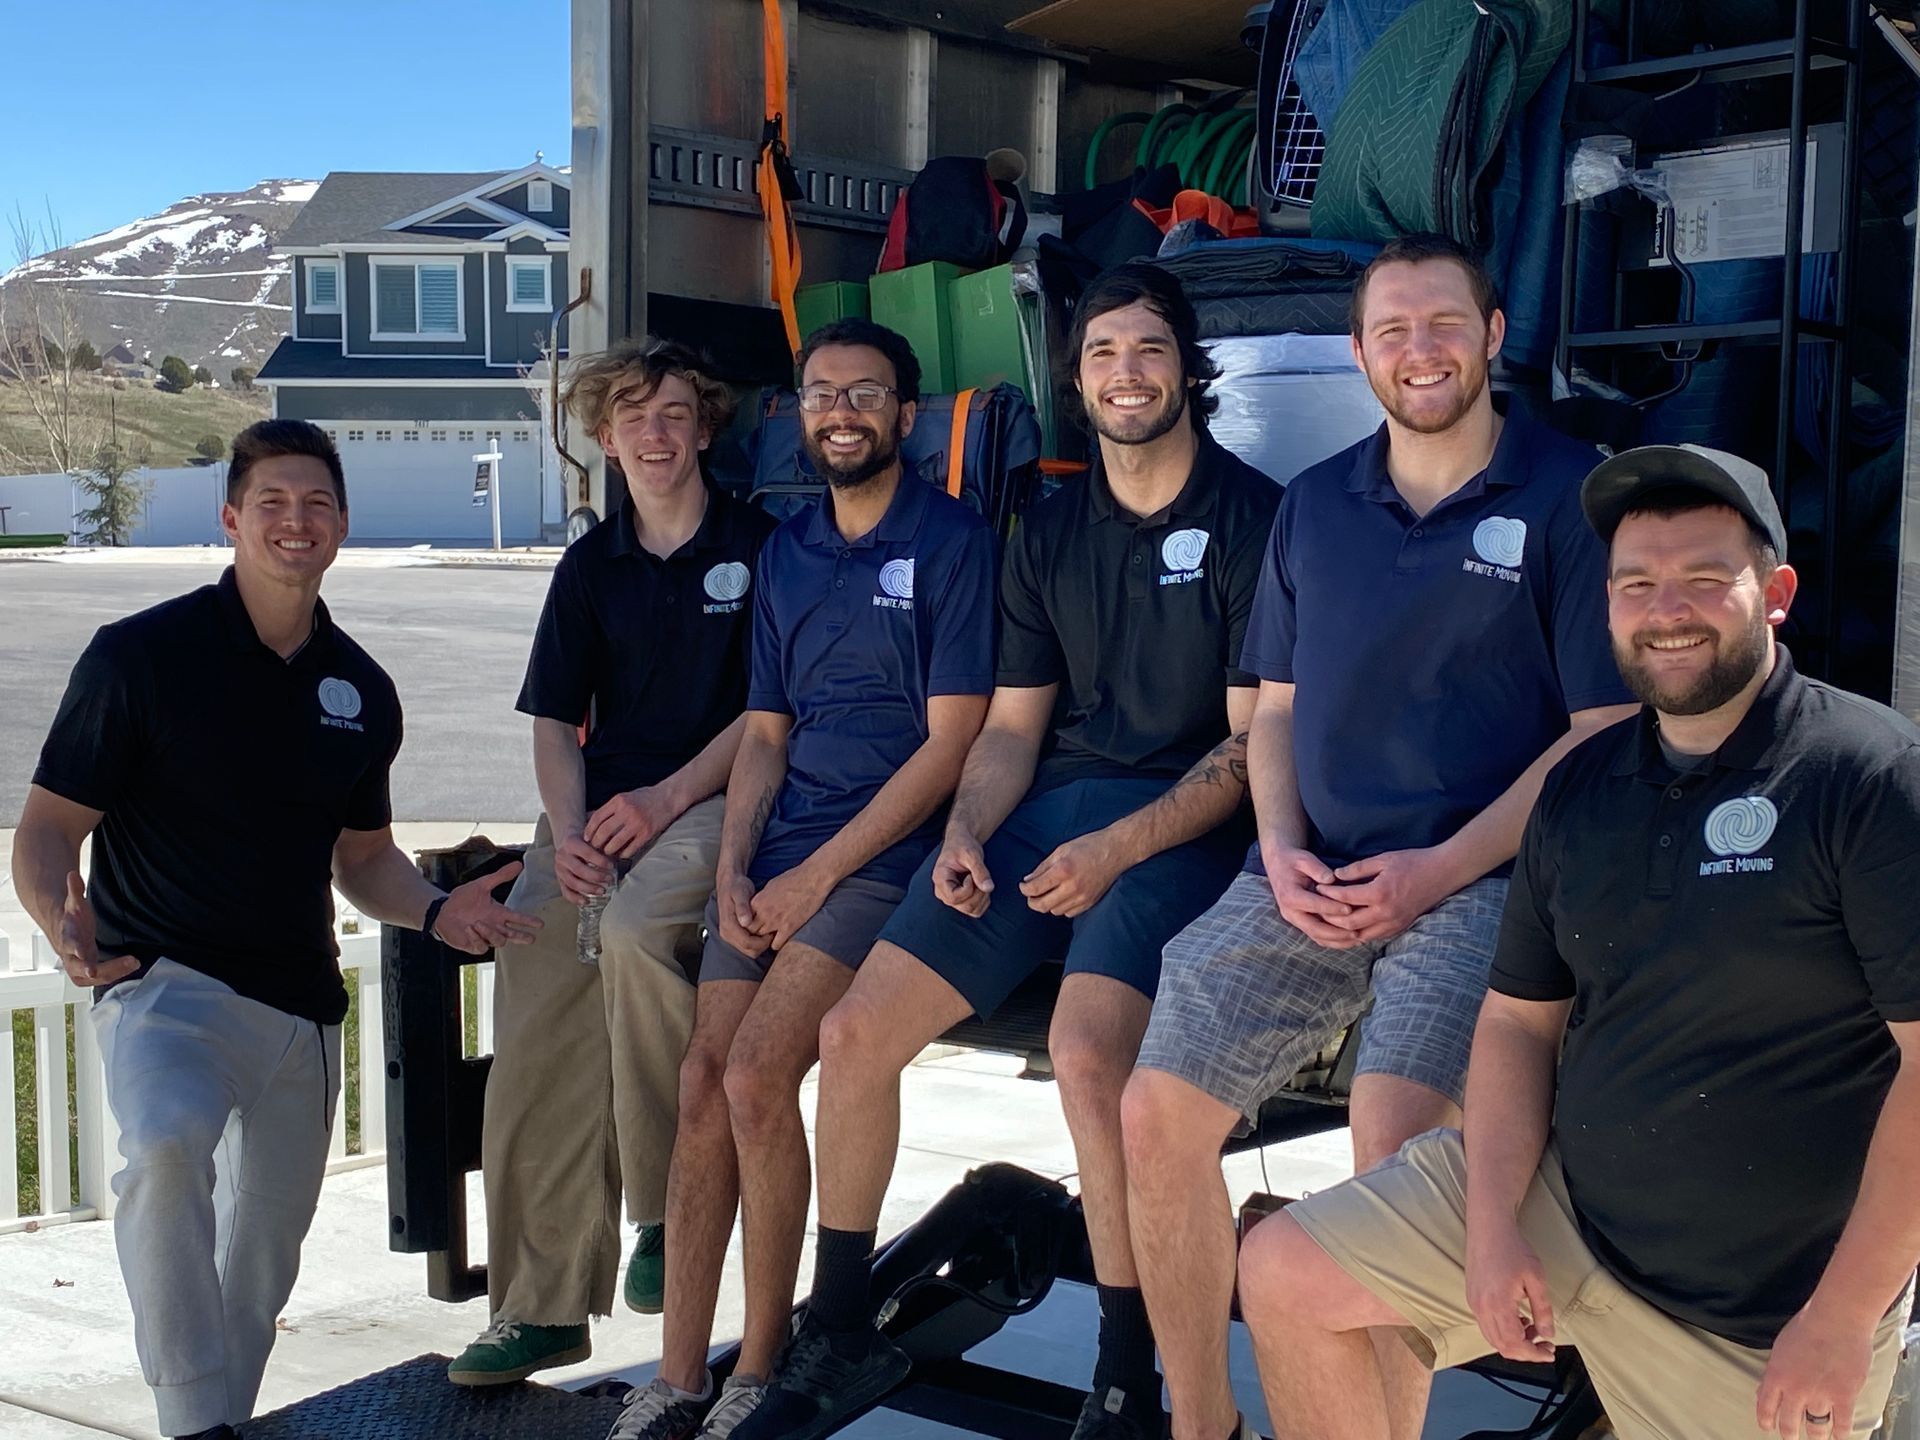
[[0, 179, 315, 380]]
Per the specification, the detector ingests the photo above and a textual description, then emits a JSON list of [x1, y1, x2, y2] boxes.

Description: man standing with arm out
[[12, 420, 536, 1440], [1121, 233, 1637, 1440], [606, 319, 996, 1440], [1239, 447, 1920, 1440], [742, 263, 1279, 1440], [449, 340, 777, 1387]]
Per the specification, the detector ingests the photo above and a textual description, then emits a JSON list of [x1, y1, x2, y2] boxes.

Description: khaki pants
[[1288, 1129, 1911, 1440], [481, 797, 723, 1323]]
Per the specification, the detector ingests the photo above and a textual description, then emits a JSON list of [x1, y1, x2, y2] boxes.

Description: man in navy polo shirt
[[448, 339, 778, 1389], [13, 420, 536, 1440], [606, 319, 994, 1440], [740, 263, 1280, 1440], [1239, 449, 1920, 1440], [1120, 234, 1637, 1440]]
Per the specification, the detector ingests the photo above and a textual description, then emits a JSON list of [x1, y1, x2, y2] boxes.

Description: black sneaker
[[729, 1320, 911, 1440], [1068, 1384, 1165, 1440]]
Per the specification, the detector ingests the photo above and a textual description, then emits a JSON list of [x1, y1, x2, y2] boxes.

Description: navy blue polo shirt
[[1241, 408, 1630, 872], [517, 485, 777, 812], [747, 475, 998, 889]]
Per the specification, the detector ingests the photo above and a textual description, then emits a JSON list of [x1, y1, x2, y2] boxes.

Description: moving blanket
[[1311, 0, 1570, 251]]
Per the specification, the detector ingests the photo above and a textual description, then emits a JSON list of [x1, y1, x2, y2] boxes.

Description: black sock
[[809, 1225, 877, 1334], [1091, 1284, 1157, 1397]]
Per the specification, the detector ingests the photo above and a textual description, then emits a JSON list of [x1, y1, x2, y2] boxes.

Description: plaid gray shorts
[[1135, 870, 1507, 1119]]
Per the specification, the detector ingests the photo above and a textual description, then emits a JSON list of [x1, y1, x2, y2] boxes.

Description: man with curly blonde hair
[[449, 338, 777, 1388]]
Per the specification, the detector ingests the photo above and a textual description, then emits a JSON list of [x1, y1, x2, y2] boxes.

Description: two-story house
[[257, 161, 569, 545]]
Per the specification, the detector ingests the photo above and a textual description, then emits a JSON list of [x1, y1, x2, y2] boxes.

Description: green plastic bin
[[948, 264, 1031, 401], [793, 281, 869, 345], [868, 262, 963, 395]]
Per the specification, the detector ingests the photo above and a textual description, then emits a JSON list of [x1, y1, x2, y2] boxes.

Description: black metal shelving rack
[[1555, 0, 1868, 679]]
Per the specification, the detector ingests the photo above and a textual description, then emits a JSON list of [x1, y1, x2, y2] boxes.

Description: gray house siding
[[491, 181, 570, 230], [487, 242, 570, 365], [344, 253, 487, 357], [293, 257, 343, 341], [275, 385, 542, 423]]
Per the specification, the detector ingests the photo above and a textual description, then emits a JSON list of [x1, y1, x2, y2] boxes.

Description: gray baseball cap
[[1580, 443, 1787, 560]]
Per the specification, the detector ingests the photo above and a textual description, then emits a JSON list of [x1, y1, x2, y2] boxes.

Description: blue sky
[[5, 1, 571, 252]]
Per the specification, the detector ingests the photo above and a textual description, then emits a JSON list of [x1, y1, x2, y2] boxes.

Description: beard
[[804, 417, 904, 490], [1613, 609, 1770, 716], [1368, 354, 1489, 435], [1085, 384, 1187, 447]]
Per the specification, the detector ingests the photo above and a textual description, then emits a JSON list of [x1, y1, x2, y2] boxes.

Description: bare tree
[[0, 205, 105, 475]]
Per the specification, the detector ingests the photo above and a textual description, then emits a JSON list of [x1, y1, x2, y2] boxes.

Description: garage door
[[318, 422, 548, 545]]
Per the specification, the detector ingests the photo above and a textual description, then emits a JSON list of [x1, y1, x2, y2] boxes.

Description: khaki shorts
[[1287, 1129, 1911, 1440]]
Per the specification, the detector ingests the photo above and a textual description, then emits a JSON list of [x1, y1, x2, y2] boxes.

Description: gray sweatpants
[[92, 957, 341, 1436]]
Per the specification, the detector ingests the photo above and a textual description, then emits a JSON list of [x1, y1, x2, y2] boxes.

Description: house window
[[306, 261, 341, 313], [375, 429, 393, 443], [372, 258, 464, 339], [505, 257, 551, 312], [485, 429, 502, 442], [402, 430, 420, 442], [458, 429, 475, 442], [430, 429, 447, 442], [513, 429, 531, 442], [347, 429, 365, 442], [528, 179, 553, 213]]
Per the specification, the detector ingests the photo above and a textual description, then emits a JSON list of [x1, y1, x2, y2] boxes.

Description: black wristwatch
[[422, 893, 451, 940]]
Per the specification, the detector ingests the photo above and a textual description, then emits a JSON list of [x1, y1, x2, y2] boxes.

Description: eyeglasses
[[797, 382, 897, 413]]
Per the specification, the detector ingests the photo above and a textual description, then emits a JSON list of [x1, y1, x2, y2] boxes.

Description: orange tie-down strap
[[947, 388, 977, 499], [760, 0, 803, 357]]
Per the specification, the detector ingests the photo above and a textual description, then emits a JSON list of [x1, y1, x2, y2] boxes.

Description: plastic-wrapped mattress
[[1204, 333, 1383, 485]]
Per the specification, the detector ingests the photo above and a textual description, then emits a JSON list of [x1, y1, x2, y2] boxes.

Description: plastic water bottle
[[577, 886, 611, 966]]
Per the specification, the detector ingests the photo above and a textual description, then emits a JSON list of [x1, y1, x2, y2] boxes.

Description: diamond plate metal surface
[[245, 1354, 627, 1439]]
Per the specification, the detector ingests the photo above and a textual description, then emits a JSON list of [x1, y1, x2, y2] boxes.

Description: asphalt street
[[0, 562, 552, 822]]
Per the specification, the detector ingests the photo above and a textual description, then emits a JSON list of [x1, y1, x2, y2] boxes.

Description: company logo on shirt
[[1699, 795, 1778, 875], [1160, 528, 1209, 586], [318, 677, 365, 732], [875, 557, 915, 611], [703, 561, 751, 614], [1464, 517, 1526, 584]]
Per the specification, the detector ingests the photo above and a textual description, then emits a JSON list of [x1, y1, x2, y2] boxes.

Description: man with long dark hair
[[738, 264, 1280, 1440]]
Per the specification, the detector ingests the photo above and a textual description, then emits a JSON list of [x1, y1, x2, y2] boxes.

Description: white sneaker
[[694, 1374, 768, 1438]]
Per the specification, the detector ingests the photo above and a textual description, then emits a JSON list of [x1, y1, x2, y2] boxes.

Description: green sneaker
[[625, 1223, 666, 1314], [446, 1319, 590, 1386]]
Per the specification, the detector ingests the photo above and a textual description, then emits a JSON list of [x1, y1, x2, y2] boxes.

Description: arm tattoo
[[1174, 730, 1250, 793]]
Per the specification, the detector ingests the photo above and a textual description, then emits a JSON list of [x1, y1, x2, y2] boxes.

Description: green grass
[[0, 375, 269, 475]]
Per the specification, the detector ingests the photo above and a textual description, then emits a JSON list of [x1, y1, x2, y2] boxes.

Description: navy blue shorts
[[876, 776, 1245, 1019]]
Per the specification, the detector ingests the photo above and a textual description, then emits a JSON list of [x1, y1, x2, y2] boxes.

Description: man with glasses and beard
[[603, 319, 995, 1440], [1119, 233, 1637, 1440], [1238, 447, 1920, 1440], [736, 263, 1281, 1440]]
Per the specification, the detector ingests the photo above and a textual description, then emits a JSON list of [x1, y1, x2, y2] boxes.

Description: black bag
[[878, 157, 1028, 272]]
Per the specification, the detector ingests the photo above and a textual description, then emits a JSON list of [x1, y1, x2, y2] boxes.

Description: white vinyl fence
[[0, 467, 230, 546], [0, 913, 492, 1234]]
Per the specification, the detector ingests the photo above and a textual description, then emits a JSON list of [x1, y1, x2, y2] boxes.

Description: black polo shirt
[[32, 568, 403, 1026], [999, 432, 1280, 790], [1492, 650, 1920, 1347], [517, 486, 778, 812]]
